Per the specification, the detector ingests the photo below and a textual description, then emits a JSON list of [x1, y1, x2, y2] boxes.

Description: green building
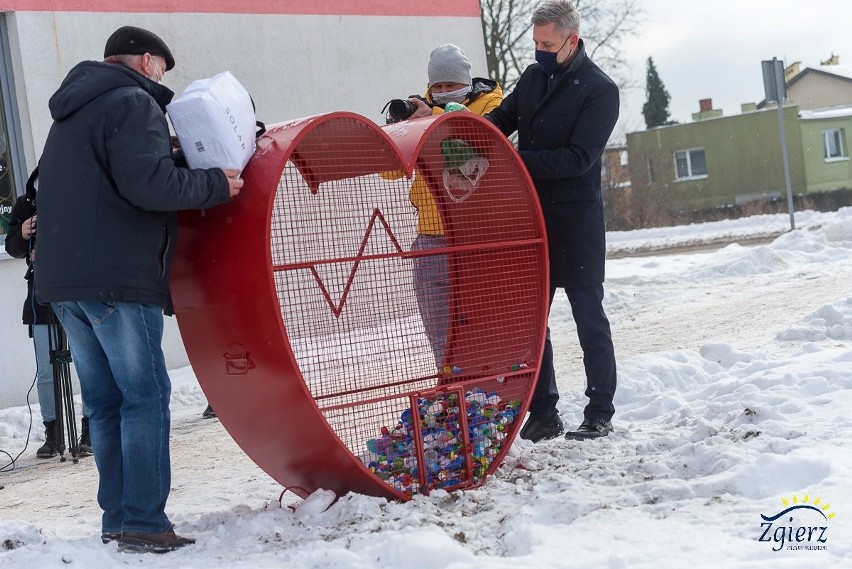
[[625, 61, 852, 216]]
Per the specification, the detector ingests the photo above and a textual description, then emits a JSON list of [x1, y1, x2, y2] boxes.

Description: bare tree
[[481, 0, 643, 92], [480, 0, 537, 90]]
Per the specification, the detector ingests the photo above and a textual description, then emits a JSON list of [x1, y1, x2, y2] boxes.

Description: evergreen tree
[[642, 57, 671, 129]]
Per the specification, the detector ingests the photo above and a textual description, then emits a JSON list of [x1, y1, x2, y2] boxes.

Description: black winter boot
[[78, 417, 93, 457], [36, 420, 58, 459], [519, 414, 564, 443], [202, 404, 216, 419]]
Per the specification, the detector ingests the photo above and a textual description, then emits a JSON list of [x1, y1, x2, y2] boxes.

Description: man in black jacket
[[485, 0, 619, 443], [35, 26, 243, 552]]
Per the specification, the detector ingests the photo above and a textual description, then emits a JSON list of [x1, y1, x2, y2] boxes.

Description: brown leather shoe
[[118, 528, 196, 553], [101, 532, 120, 544]]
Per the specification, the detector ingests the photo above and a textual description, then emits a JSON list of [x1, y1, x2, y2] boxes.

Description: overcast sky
[[616, 0, 852, 137]]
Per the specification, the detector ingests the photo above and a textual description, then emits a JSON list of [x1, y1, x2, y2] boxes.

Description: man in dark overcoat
[[486, 0, 620, 442]]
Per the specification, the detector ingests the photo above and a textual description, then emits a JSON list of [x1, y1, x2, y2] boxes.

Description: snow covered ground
[[1, 208, 851, 568]]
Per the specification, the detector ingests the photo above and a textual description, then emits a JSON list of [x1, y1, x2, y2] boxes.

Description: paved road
[[607, 232, 785, 259]]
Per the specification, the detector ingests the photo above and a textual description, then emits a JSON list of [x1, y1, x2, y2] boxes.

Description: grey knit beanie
[[428, 44, 472, 86]]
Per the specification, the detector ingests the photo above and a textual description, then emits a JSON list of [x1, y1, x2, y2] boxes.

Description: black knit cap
[[103, 26, 175, 71]]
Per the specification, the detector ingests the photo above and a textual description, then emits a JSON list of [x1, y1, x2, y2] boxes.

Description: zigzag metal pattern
[[274, 208, 404, 318]]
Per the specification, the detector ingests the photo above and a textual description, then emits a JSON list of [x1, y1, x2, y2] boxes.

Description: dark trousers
[[528, 284, 617, 422]]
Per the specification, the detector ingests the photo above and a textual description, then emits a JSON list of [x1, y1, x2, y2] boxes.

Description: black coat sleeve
[[105, 91, 231, 213], [483, 79, 520, 137], [4, 195, 34, 259]]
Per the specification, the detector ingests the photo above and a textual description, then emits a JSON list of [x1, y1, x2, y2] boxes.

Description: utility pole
[[762, 57, 795, 230]]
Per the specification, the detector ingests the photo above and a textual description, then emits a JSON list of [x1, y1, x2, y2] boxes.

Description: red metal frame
[[171, 111, 549, 501]]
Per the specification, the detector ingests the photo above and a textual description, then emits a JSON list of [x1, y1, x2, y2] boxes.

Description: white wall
[[0, 256, 36, 411], [0, 254, 190, 411], [1, 8, 488, 409], [7, 11, 489, 166]]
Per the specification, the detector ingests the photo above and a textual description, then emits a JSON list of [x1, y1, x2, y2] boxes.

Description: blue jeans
[[32, 324, 91, 422], [53, 301, 172, 535]]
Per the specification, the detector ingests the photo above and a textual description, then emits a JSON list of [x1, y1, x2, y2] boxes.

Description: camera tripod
[[47, 309, 83, 463]]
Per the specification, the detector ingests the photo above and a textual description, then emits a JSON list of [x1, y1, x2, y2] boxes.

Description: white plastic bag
[[167, 71, 256, 171]]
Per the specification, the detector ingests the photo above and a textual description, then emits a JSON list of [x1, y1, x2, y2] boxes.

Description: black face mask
[[535, 50, 560, 74], [535, 34, 572, 74]]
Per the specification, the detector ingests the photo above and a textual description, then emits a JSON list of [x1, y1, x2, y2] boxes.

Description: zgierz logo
[[759, 495, 836, 552]]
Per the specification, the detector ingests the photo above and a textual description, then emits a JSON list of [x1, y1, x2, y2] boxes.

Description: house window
[[823, 129, 846, 160], [674, 148, 707, 180]]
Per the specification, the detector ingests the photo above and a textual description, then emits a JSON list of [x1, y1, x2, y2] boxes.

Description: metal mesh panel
[[268, 115, 543, 496], [173, 111, 546, 501]]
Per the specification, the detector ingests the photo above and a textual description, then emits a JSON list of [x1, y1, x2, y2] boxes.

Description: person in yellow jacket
[[400, 43, 503, 371]]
